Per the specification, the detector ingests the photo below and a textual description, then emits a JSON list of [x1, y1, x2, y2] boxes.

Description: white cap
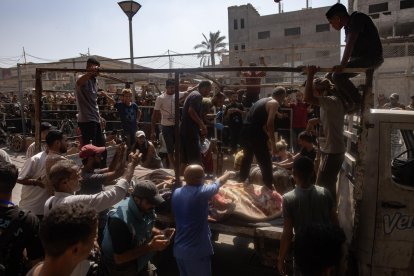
[[136, 130, 146, 138]]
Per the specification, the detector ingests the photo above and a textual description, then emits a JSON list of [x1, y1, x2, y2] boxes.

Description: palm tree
[[194, 31, 227, 67]]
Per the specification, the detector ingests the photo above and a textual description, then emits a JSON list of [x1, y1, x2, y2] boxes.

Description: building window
[[369, 2, 388, 13], [258, 31, 270, 39], [315, 50, 330, 58], [241, 44, 245, 50], [316, 23, 330, 32], [234, 45, 239, 51], [400, 0, 414, 9], [241, 18, 245, 29], [234, 19, 238, 30], [284, 27, 301, 36]]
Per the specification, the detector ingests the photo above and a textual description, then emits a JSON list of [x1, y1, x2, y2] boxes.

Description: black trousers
[[78, 121, 107, 167], [239, 126, 273, 189]]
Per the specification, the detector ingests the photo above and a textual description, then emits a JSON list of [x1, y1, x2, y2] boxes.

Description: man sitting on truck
[[277, 157, 338, 275]]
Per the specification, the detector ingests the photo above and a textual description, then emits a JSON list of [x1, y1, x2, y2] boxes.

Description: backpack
[[0, 208, 29, 276]]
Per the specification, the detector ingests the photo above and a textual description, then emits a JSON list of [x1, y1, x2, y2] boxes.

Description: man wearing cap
[[383, 93, 405, 109], [100, 180, 170, 276], [25, 122, 54, 158], [17, 130, 69, 219], [43, 149, 140, 216], [78, 143, 126, 244], [132, 130, 162, 169], [75, 57, 106, 156]]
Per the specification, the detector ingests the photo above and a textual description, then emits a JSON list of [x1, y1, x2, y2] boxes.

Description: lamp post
[[118, 1, 141, 69]]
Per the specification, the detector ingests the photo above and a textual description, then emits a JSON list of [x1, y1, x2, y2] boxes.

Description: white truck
[[339, 106, 414, 274]]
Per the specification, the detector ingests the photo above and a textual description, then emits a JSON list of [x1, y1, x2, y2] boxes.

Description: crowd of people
[[2, 2, 413, 276]]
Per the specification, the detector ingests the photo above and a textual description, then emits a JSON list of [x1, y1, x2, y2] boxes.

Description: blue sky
[[0, 0, 345, 67]]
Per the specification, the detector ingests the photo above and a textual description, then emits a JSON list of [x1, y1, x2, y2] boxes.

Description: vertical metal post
[[174, 72, 181, 186], [128, 17, 137, 102], [34, 69, 43, 153], [291, 44, 295, 85], [17, 63, 26, 135], [129, 17, 134, 70]]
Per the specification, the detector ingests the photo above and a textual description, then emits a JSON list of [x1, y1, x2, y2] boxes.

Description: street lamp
[[118, 1, 141, 69]]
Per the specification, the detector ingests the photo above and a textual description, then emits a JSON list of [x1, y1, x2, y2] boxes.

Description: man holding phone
[[101, 180, 173, 276]]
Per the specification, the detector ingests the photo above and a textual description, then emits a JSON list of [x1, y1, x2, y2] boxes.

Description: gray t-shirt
[[283, 185, 334, 234], [319, 96, 345, 154], [75, 76, 100, 123]]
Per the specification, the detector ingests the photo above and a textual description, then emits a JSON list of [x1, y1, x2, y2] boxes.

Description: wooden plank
[[157, 213, 283, 240], [256, 226, 283, 240], [209, 223, 256, 237]]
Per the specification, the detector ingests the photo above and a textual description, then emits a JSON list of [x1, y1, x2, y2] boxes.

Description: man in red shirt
[[240, 57, 267, 107]]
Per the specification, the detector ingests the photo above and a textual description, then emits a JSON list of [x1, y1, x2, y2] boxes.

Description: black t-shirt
[[225, 102, 244, 126], [180, 91, 203, 135], [0, 206, 43, 275], [300, 147, 317, 161], [345, 12, 383, 59]]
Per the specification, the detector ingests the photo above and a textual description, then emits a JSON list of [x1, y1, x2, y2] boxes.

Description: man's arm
[[101, 145, 126, 184], [303, 66, 320, 106], [68, 152, 140, 212], [188, 106, 207, 136], [113, 234, 169, 264], [150, 110, 161, 140], [339, 32, 359, 68], [76, 68, 98, 87], [100, 91, 116, 106], [17, 158, 45, 188], [277, 217, 294, 275], [266, 100, 279, 155], [136, 105, 142, 125]]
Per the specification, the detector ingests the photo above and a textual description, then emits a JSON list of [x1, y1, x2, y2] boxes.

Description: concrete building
[[349, 0, 414, 105], [227, 4, 340, 71]]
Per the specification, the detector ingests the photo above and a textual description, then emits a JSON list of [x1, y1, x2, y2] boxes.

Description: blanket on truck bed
[[209, 182, 283, 222], [132, 169, 283, 222]]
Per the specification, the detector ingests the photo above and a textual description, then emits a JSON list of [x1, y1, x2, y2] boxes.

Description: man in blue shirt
[[103, 88, 141, 151], [172, 165, 235, 276]]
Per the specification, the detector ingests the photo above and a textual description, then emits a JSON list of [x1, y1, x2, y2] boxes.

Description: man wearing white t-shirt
[[17, 130, 68, 219], [150, 79, 196, 168]]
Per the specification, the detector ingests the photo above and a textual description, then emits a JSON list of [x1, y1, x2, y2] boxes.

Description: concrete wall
[[227, 4, 340, 67]]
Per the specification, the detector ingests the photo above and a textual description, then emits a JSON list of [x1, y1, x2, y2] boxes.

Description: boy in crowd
[[278, 157, 337, 275], [103, 88, 141, 150], [326, 3, 383, 112], [26, 203, 98, 276]]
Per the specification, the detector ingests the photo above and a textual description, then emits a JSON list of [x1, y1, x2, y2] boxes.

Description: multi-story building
[[349, 0, 414, 104], [228, 4, 340, 72]]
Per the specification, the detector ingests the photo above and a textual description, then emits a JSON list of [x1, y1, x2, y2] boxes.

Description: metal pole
[[174, 72, 181, 187], [34, 69, 43, 153], [17, 64, 26, 135], [129, 17, 134, 70], [128, 16, 136, 102]]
